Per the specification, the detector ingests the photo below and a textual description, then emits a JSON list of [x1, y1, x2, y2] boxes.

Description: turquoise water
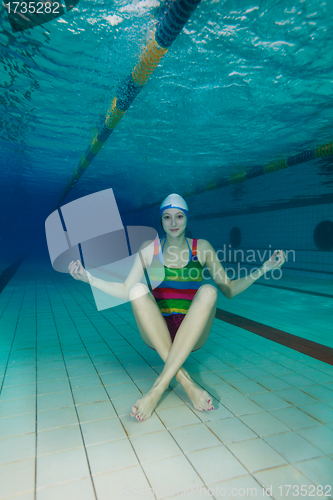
[[1, 0, 333, 259], [1, 2, 333, 496]]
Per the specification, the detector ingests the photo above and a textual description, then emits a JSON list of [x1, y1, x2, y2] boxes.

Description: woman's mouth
[[170, 229, 179, 232]]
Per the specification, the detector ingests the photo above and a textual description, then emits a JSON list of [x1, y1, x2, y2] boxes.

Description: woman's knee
[[128, 283, 150, 302], [196, 284, 218, 305]]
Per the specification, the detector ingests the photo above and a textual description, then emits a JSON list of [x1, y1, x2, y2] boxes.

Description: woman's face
[[161, 208, 187, 237]]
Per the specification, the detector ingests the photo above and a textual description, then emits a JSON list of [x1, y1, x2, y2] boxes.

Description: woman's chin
[[168, 229, 184, 237]]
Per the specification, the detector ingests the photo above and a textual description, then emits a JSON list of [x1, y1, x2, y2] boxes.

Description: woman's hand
[[262, 250, 286, 273], [68, 260, 91, 283]]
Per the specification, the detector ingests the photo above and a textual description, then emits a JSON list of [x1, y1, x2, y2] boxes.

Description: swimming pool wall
[[122, 165, 333, 281], [189, 203, 333, 281]]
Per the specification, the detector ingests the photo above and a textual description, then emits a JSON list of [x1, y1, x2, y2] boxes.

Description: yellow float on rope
[[105, 97, 126, 129], [132, 35, 168, 86], [315, 142, 333, 158], [264, 159, 288, 174], [230, 172, 246, 183]]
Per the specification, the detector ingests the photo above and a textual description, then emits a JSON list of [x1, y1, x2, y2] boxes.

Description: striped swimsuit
[[148, 235, 203, 344]]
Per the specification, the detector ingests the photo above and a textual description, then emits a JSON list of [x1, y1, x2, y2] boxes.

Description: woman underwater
[[69, 193, 286, 422]]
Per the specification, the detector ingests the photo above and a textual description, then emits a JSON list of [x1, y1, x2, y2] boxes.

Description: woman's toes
[[131, 405, 138, 417], [204, 398, 213, 411]]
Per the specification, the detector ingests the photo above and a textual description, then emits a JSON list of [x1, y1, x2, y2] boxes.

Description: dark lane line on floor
[[0, 256, 26, 294], [254, 281, 333, 299], [215, 308, 333, 366]]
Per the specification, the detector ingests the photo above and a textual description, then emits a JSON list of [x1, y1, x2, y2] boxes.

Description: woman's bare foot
[[131, 370, 214, 422], [131, 377, 167, 422], [176, 368, 214, 412]]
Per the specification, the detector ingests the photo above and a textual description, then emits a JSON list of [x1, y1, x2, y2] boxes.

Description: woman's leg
[[128, 283, 212, 413], [129, 283, 218, 421]]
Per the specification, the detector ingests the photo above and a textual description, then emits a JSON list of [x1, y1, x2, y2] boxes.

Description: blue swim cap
[[160, 193, 189, 219]]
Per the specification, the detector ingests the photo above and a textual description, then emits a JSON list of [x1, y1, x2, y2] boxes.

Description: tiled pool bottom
[[0, 273, 333, 500]]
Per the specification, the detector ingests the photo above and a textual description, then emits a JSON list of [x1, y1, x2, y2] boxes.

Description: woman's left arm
[[227, 249, 286, 298], [201, 240, 286, 299]]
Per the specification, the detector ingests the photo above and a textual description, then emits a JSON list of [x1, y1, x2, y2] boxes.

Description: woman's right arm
[[68, 240, 154, 301]]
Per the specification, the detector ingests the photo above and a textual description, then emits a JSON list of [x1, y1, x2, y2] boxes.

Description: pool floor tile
[[0, 433, 36, 465], [208, 475, 263, 500], [206, 417, 257, 443], [81, 417, 126, 445], [37, 424, 83, 455], [263, 431, 324, 462], [141, 455, 204, 499], [86, 438, 139, 474], [239, 411, 290, 436], [0, 412, 36, 438], [130, 430, 182, 463], [0, 458, 35, 498], [93, 466, 155, 500], [269, 406, 323, 430], [227, 438, 288, 473], [156, 405, 202, 429], [75, 400, 117, 423], [293, 456, 333, 488], [119, 413, 165, 437], [187, 445, 248, 485], [36, 477, 96, 500], [37, 406, 78, 432], [169, 423, 222, 453], [253, 464, 319, 499]]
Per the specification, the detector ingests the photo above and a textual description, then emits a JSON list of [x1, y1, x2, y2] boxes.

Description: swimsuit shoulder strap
[[153, 238, 159, 256], [161, 234, 166, 252], [192, 238, 198, 257], [153, 235, 166, 263], [153, 236, 165, 256]]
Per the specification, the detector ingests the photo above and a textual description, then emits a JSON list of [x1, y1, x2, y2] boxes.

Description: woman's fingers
[[276, 250, 286, 268], [70, 266, 77, 278], [69, 260, 88, 281], [68, 262, 80, 279]]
